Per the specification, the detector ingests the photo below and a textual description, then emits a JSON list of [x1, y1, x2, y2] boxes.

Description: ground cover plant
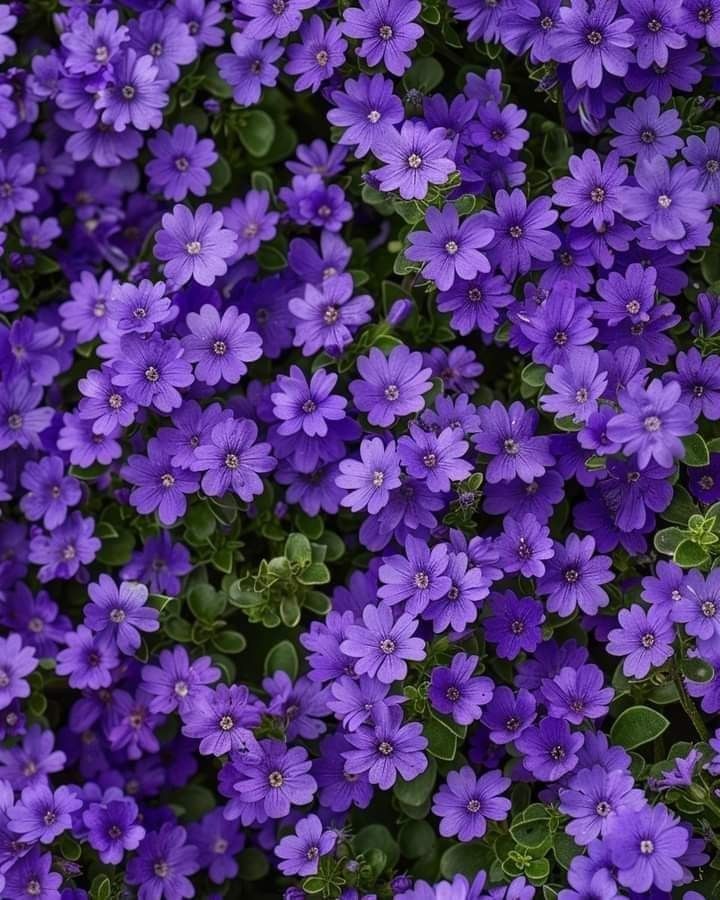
[[0, 0, 720, 897]]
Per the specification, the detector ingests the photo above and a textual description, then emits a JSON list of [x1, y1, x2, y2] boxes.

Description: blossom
[[126, 823, 200, 900], [111, 335, 193, 413], [285, 16, 346, 92], [328, 73, 404, 157], [275, 814, 337, 876], [343, 705, 428, 789], [192, 417, 276, 499], [271, 366, 347, 437], [217, 34, 284, 106], [229, 739, 317, 819], [183, 303, 262, 385], [341, 0, 423, 75], [181, 684, 260, 756], [83, 575, 159, 655], [146, 124, 218, 201], [289, 273, 373, 356], [336, 437, 402, 514], [0, 634, 37, 711], [373, 121, 455, 200], [83, 797, 145, 864], [398, 423, 472, 493], [8, 783, 82, 844], [19, 456, 81, 530], [122, 438, 200, 525], [607, 603, 675, 678], [340, 603, 425, 683], [553, 150, 628, 228], [405, 204, 493, 292], [56, 625, 119, 690], [154, 203, 238, 287], [97, 50, 168, 132], [351, 345, 433, 427], [550, 0, 634, 88], [474, 401, 554, 484], [485, 591, 545, 659], [378, 535, 451, 615], [516, 717, 584, 781], [432, 768, 510, 841], [559, 766, 646, 845], [428, 653, 493, 725]]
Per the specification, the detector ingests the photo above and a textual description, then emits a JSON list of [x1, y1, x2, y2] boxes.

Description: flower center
[[640, 839, 654, 854], [706, 159, 720, 174], [384, 383, 399, 401], [657, 194, 672, 208], [368, 109, 381, 123], [108, 825, 123, 838], [323, 305, 339, 324], [511, 619, 524, 634], [174, 680, 189, 697], [590, 186, 605, 203], [505, 716, 520, 731], [379, 638, 396, 654], [212, 340, 227, 356], [219, 715, 234, 731], [445, 240, 459, 255], [95, 45, 109, 62], [122, 85, 135, 100], [372, 470, 385, 487], [643, 415, 661, 432], [379, 24, 393, 39], [186, 240, 202, 255], [225, 453, 239, 469], [8, 413, 22, 430], [702, 600, 717, 617], [466, 799, 481, 813], [154, 862, 169, 878], [698, 6, 713, 22], [423, 452, 437, 468], [595, 800, 612, 816], [504, 438, 519, 455], [414, 571, 429, 589], [586, 29, 603, 45], [407, 153, 423, 169], [509, 224, 523, 238], [540, 15, 554, 28], [269, 770, 284, 787], [550, 744, 566, 760], [564, 568, 579, 583], [446, 686, 460, 701], [315, 49, 329, 65], [110, 608, 126, 624], [144, 366, 160, 383], [378, 740, 394, 755]]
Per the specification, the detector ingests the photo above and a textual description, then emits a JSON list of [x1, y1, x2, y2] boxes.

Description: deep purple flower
[[216, 34, 283, 106], [108, 280, 173, 335], [474, 401, 554, 484], [432, 767, 510, 841], [154, 203, 238, 287], [553, 150, 628, 228], [542, 664, 614, 724], [272, 366, 347, 437], [484, 591, 545, 660], [147, 124, 217, 201], [142, 646, 221, 715], [373, 121, 455, 200], [275, 814, 337, 876], [223, 189, 279, 259], [428, 653, 493, 725], [683, 126, 720, 204], [96, 50, 168, 132], [29, 512, 101, 582], [122, 438, 200, 525], [538, 534, 612, 617], [378, 535, 451, 615], [606, 379, 697, 468], [328, 73, 404, 158], [605, 803, 688, 893], [181, 684, 260, 756], [8, 784, 82, 844], [559, 766, 645, 845], [83, 796, 145, 864], [188, 808, 244, 885], [609, 96, 683, 162], [350, 345, 433, 427], [120, 533, 191, 596], [3, 848, 62, 900], [336, 436, 402, 514], [343, 705, 428, 790], [229, 739, 317, 819], [19, 456, 81, 530], [129, 9, 197, 81], [0, 377, 53, 450], [405, 204, 493, 292], [126, 823, 200, 900], [111, 334, 193, 413], [285, 16, 346, 92], [0, 633, 37, 710], [342, 0, 423, 75], [398, 424, 472, 493], [192, 417, 276, 499], [621, 158, 708, 242], [516, 717, 584, 781], [341, 603, 425, 683], [56, 625, 119, 690], [289, 273, 373, 356], [540, 349, 608, 423], [550, 0, 634, 88], [607, 603, 675, 678], [479, 189, 559, 279], [83, 575, 159, 655], [183, 303, 262, 385]]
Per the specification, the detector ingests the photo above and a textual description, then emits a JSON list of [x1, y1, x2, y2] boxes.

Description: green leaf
[[209, 156, 231, 192], [264, 640, 299, 679], [610, 705, 670, 750], [228, 587, 263, 608], [404, 56, 444, 91], [354, 825, 400, 868], [553, 832, 578, 870], [211, 546, 234, 574], [238, 847, 270, 880], [285, 532, 313, 565], [212, 630, 246, 654], [440, 841, 492, 879], [673, 540, 710, 568], [683, 657, 715, 683], [511, 809, 551, 849], [256, 243, 287, 271], [239, 110, 276, 156], [654, 526, 689, 555], [521, 363, 548, 389], [177, 783, 216, 818], [423, 717, 457, 760], [96, 532, 134, 566], [302, 877, 326, 894], [279, 595, 301, 627], [393, 756, 437, 806], [187, 584, 226, 622], [661, 485, 700, 526], [526, 857, 551, 884], [684, 433, 709, 467], [295, 511, 324, 540], [165, 617, 193, 643], [186, 504, 216, 541], [296, 562, 331, 585], [90, 875, 112, 900], [398, 820, 437, 858], [304, 591, 331, 615]]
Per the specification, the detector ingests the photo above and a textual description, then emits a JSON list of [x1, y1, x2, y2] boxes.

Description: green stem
[[673, 668, 709, 741]]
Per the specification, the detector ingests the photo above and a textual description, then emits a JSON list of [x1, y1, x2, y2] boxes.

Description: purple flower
[[126, 823, 200, 900], [623, 0, 687, 67], [285, 16, 346, 92], [0, 377, 53, 450], [342, 0, 423, 75], [605, 803, 688, 893], [0, 633, 37, 710], [374, 121, 455, 200], [216, 34, 283, 106], [4, 848, 62, 900], [60, 8, 127, 74], [425, 550, 491, 633], [154, 203, 238, 287], [683, 125, 720, 204], [432, 767, 510, 841], [542, 664, 614, 724], [470, 101, 529, 157], [146, 124, 217, 201], [336, 436, 402, 514], [120, 533, 191, 596], [678, 0, 720, 44], [83, 575, 159, 655], [271, 366, 347, 437], [516, 717, 584, 781], [0, 154, 38, 226], [111, 334, 193, 413], [129, 9, 197, 81], [674, 569, 720, 650], [538, 534, 613, 617], [540, 348, 608, 423], [398, 424, 472, 493], [97, 50, 168, 132], [479, 189, 559, 279], [122, 437, 200, 525], [405, 205, 493, 292], [0, 317, 61, 387], [241, 0, 317, 39], [19, 456, 81, 530], [328, 74, 404, 158], [192, 417, 276, 499], [485, 591, 545, 660], [77, 366, 137, 435], [559, 765, 645, 845], [553, 150, 628, 228], [343, 705, 428, 789], [289, 273, 373, 356], [607, 603, 675, 678], [183, 303, 262, 385], [188, 808, 244, 884], [8, 784, 82, 844], [223, 190, 279, 259], [350, 345, 433, 427], [107, 280, 173, 335], [56, 625, 119, 690], [83, 796, 145, 864], [495, 513, 554, 578], [606, 379, 697, 469], [142, 646, 220, 714], [378, 535, 451, 615], [550, 0, 634, 88], [609, 96, 683, 162], [229, 739, 317, 819], [428, 653, 493, 725], [181, 684, 260, 756], [474, 401, 554, 484], [275, 814, 337, 876], [29, 512, 101, 583], [341, 603, 425, 683], [620, 158, 709, 242]]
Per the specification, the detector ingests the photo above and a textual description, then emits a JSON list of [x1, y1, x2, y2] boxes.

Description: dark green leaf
[[212, 631, 246, 654], [238, 110, 276, 156], [393, 756, 437, 806], [187, 585, 226, 622], [423, 717, 457, 760], [610, 705, 670, 750], [673, 540, 710, 568], [399, 820, 436, 858], [264, 640, 299, 679], [684, 433, 710, 467]]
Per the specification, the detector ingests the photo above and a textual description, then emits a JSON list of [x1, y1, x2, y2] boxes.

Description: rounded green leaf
[[264, 640, 299, 679], [609, 705, 670, 750]]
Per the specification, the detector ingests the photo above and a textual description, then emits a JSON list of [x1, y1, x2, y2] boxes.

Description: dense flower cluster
[[0, 0, 719, 898]]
